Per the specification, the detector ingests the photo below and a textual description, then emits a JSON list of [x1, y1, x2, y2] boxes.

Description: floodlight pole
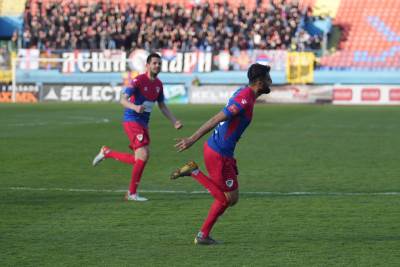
[[11, 57, 17, 103]]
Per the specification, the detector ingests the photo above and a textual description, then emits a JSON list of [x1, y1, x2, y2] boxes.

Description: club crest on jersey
[[144, 87, 148, 92], [156, 87, 160, 93], [227, 104, 239, 115], [137, 134, 144, 142], [241, 99, 247, 105], [226, 179, 234, 188]]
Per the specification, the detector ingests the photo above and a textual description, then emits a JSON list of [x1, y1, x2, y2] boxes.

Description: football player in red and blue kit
[[93, 53, 183, 201], [171, 63, 272, 245]]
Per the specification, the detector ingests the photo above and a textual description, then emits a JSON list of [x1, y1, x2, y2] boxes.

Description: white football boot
[[125, 192, 148, 202], [92, 146, 110, 166]]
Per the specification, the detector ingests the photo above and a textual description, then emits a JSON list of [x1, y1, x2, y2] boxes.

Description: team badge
[[144, 87, 148, 92], [227, 104, 239, 115], [226, 179, 234, 188], [156, 87, 160, 93], [137, 134, 143, 142], [241, 99, 247, 105]]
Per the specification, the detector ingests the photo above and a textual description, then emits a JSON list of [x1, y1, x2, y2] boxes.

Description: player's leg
[[92, 145, 136, 166], [92, 123, 137, 166], [126, 145, 149, 199], [105, 150, 135, 165], [196, 147, 240, 245], [93, 146, 135, 166], [220, 157, 240, 207], [224, 190, 239, 206], [170, 162, 228, 204], [195, 189, 239, 245], [170, 143, 228, 204], [199, 189, 239, 237], [170, 142, 233, 204], [121, 122, 150, 201], [171, 160, 228, 244]]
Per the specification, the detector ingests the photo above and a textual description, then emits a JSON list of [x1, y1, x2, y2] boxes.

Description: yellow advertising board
[[0, 70, 12, 83], [286, 52, 315, 84]]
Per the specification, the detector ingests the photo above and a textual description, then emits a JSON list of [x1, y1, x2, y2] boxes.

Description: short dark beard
[[149, 70, 159, 79]]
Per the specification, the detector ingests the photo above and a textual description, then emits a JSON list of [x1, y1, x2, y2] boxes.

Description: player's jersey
[[207, 86, 256, 157], [122, 74, 164, 127]]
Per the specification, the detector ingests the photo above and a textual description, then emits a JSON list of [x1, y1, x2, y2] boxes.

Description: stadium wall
[[15, 69, 400, 86], [3, 81, 400, 105], [6, 49, 400, 105]]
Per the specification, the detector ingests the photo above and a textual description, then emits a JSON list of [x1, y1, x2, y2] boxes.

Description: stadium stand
[[4, 0, 399, 70], [22, 0, 321, 51], [320, 0, 400, 69], [26, 0, 316, 13]]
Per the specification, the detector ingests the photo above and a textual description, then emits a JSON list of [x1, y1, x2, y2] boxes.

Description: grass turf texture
[[1, 103, 400, 266]]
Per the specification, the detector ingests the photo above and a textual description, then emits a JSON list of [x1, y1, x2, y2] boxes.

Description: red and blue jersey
[[207, 86, 256, 157], [122, 74, 164, 127]]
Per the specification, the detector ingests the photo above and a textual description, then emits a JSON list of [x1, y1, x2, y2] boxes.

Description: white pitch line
[[6, 118, 110, 127], [4, 187, 400, 196]]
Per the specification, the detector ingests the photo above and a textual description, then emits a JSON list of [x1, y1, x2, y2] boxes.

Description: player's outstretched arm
[[175, 111, 228, 152], [158, 101, 183, 129]]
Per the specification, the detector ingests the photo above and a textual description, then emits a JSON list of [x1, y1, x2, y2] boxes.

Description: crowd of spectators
[[22, 0, 321, 52]]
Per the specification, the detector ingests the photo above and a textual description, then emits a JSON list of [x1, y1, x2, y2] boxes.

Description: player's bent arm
[[120, 92, 143, 113], [158, 102, 182, 129]]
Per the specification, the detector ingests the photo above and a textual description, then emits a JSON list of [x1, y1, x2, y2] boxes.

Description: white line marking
[[4, 187, 400, 196], [6, 118, 110, 127]]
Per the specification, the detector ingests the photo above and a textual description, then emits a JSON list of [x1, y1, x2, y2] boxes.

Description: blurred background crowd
[[21, 0, 321, 52]]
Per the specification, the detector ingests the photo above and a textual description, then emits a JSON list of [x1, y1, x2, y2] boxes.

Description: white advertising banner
[[190, 85, 332, 104], [40, 84, 187, 103], [42, 85, 123, 102], [258, 85, 332, 103], [189, 86, 238, 104], [333, 85, 400, 105]]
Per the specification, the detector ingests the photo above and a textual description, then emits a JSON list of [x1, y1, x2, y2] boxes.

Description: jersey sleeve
[[157, 84, 165, 102], [122, 87, 134, 97], [222, 99, 243, 119], [122, 78, 140, 97]]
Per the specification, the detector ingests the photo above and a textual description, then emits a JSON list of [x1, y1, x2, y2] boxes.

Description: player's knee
[[135, 147, 150, 162], [142, 154, 150, 162], [231, 196, 239, 206], [224, 191, 239, 207], [229, 194, 239, 206], [135, 154, 149, 162]]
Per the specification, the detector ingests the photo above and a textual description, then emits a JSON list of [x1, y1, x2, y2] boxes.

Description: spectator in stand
[[22, 0, 320, 52]]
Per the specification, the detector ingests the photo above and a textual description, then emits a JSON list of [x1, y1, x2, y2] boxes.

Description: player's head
[[146, 53, 162, 77], [247, 63, 272, 95]]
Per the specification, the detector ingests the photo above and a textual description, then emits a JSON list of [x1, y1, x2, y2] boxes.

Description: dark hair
[[247, 63, 271, 84], [146, 52, 161, 64]]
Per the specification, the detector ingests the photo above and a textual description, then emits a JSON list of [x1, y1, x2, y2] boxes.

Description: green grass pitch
[[1, 103, 400, 266]]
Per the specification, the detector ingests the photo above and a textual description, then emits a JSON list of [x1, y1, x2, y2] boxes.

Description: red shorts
[[203, 142, 239, 192], [123, 121, 150, 150]]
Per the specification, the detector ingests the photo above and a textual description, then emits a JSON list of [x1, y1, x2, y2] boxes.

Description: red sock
[[200, 200, 228, 237], [105, 150, 135, 165], [191, 170, 228, 205], [129, 159, 146, 194]]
